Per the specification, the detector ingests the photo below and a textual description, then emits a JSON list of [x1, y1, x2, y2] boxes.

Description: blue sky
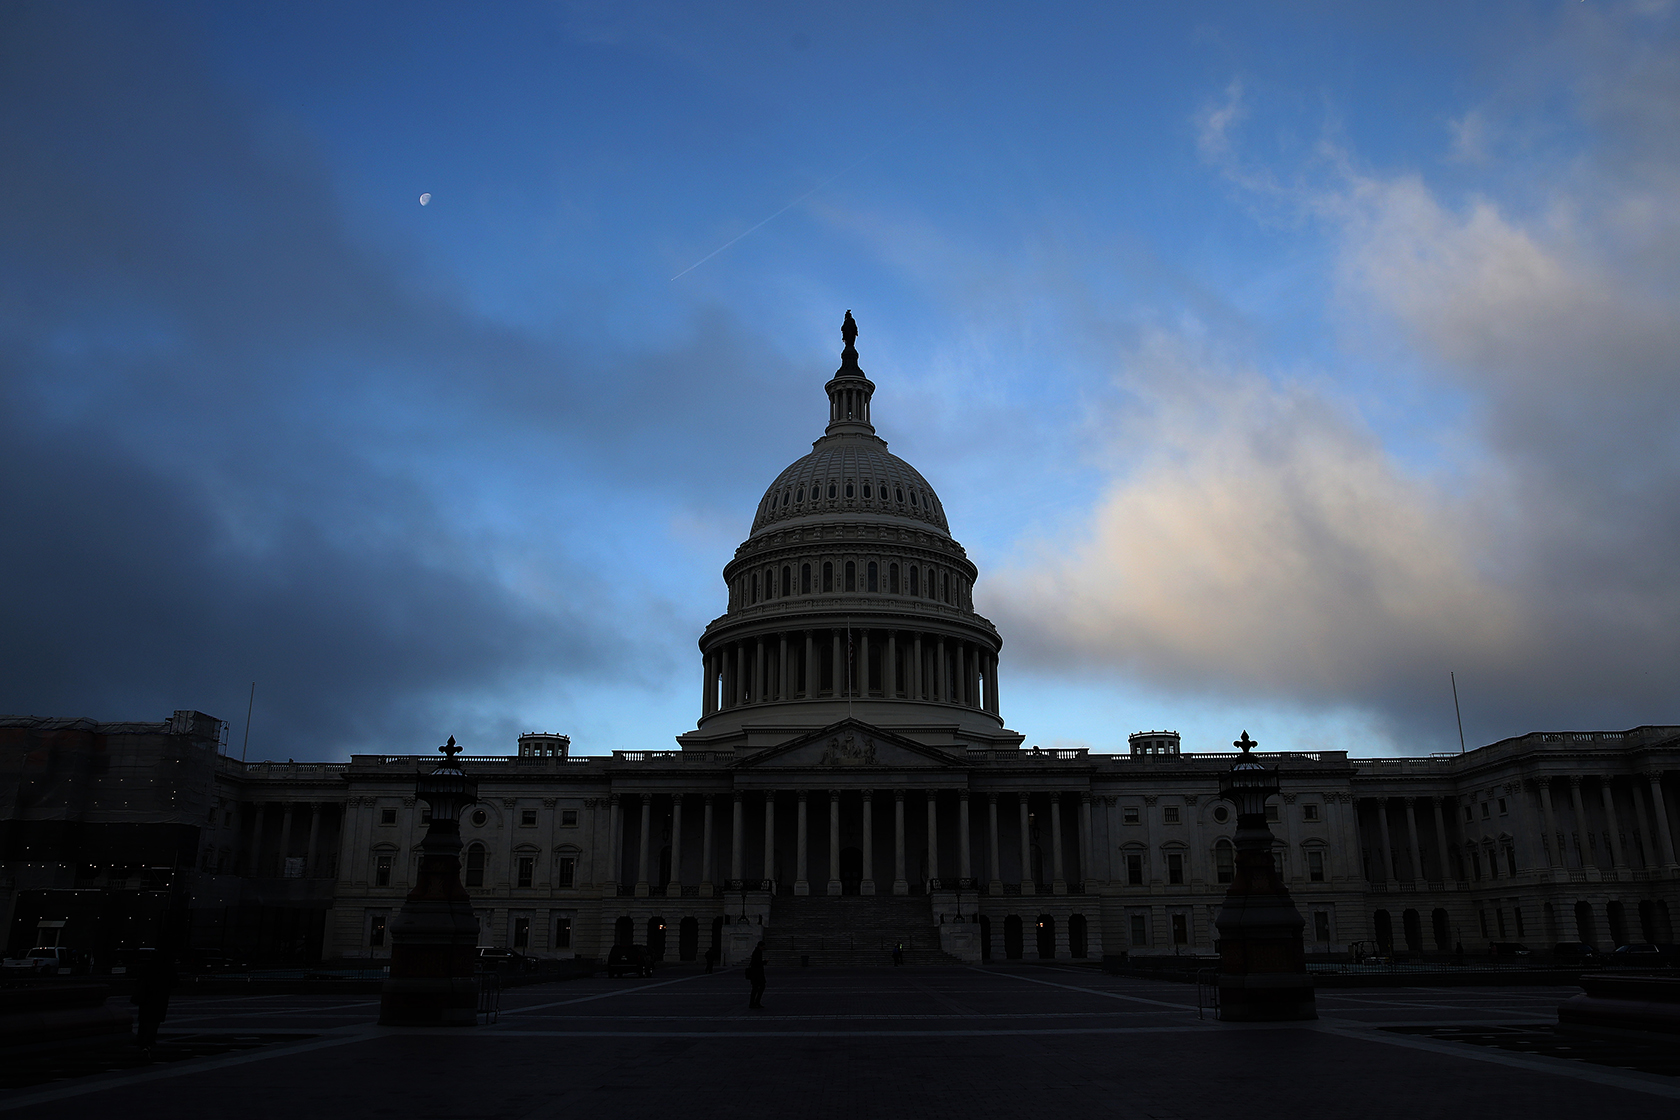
[[4, 1, 1677, 760]]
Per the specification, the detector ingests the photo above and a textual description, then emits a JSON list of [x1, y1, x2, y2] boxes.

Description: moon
[[419, 193, 431, 206]]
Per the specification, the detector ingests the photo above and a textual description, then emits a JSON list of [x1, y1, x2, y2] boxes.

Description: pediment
[[731, 719, 960, 770]]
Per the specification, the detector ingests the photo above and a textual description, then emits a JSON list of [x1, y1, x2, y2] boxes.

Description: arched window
[[822, 562, 834, 593], [862, 483, 872, 499], [796, 486, 804, 503], [889, 563, 899, 593], [896, 486, 905, 503], [1214, 840, 1235, 884], [801, 563, 811, 594], [911, 490, 919, 506], [828, 482, 837, 499], [751, 572, 759, 604], [909, 565, 919, 597], [780, 491, 788, 507], [867, 562, 878, 592], [465, 843, 486, 888], [845, 481, 855, 498], [781, 566, 791, 597], [942, 572, 950, 603], [844, 561, 856, 592]]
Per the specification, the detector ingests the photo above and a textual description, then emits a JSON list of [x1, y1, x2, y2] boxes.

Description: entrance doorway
[[647, 916, 666, 960], [1068, 914, 1087, 959], [1004, 914, 1023, 959], [1402, 908, 1422, 954], [1036, 915, 1056, 960], [679, 916, 699, 961], [614, 915, 633, 947], [1373, 909, 1393, 953], [840, 847, 863, 895]]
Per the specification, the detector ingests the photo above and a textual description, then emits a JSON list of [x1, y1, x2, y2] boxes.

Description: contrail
[[669, 139, 901, 282]]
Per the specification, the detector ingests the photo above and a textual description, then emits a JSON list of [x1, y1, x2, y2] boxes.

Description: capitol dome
[[679, 312, 1022, 755]]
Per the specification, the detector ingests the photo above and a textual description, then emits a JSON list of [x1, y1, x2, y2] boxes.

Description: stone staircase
[[763, 894, 952, 967]]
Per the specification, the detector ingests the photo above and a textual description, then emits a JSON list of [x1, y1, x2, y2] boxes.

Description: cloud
[[993, 22, 1680, 746]]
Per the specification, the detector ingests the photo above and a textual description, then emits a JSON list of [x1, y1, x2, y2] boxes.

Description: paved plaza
[[4, 968, 1677, 1118]]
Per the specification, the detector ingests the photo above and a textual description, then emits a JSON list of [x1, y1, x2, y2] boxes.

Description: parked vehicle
[[606, 944, 653, 978], [1609, 943, 1672, 968], [186, 949, 248, 974], [476, 947, 538, 973], [1551, 942, 1601, 967], [1489, 942, 1532, 961], [1, 946, 78, 975]]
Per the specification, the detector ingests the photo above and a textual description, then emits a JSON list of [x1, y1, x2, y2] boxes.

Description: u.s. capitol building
[[3, 317, 1677, 966]]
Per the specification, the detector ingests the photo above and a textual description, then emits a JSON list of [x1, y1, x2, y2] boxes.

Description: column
[[987, 793, 1003, 891], [1431, 796, 1452, 882], [668, 794, 684, 897], [607, 794, 622, 890], [778, 635, 789, 701], [861, 790, 876, 894], [305, 803, 323, 878], [1600, 779, 1626, 871], [804, 631, 815, 698], [1019, 794, 1034, 894], [828, 791, 842, 895], [754, 639, 765, 703], [635, 793, 652, 897], [730, 791, 744, 885], [1049, 794, 1066, 892], [701, 793, 715, 895], [926, 790, 940, 885], [1078, 794, 1094, 889], [1539, 779, 1561, 869], [936, 640, 946, 702], [735, 643, 746, 707], [1374, 798, 1395, 883], [912, 635, 923, 700], [279, 803, 296, 872], [795, 790, 810, 895], [763, 791, 776, 884], [1631, 781, 1655, 868], [832, 631, 843, 696], [893, 791, 908, 895], [245, 802, 264, 876], [886, 633, 897, 698], [1402, 797, 1423, 883], [860, 629, 871, 697], [1649, 772, 1677, 867], [702, 652, 713, 716], [1568, 777, 1590, 869], [955, 644, 966, 706], [958, 791, 972, 881]]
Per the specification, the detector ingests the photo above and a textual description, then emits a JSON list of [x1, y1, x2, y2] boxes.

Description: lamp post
[[1213, 732, 1317, 1021], [379, 737, 482, 1026]]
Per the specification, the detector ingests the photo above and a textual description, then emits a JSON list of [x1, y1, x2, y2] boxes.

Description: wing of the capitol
[[3, 315, 1677, 967]]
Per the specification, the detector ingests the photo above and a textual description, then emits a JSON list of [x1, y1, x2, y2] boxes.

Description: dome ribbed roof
[[751, 435, 949, 535]]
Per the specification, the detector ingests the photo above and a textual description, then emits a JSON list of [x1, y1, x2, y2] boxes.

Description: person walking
[[132, 947, 176, 1052], [704, 944, 718, 974], [892, 942, 904, 967], [746, 940, 766, 1009]]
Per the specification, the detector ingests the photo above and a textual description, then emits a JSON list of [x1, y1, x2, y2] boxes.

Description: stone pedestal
[[380, 739, 482, 1027], [1214, 732, 1316, 1022]]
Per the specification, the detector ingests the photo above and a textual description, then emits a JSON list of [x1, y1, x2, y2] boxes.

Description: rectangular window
[[1481, 801, 1491, 819], [801, 564, 811, 594], [420, 807, 432, 824], [1495, 909, 1507, 938], [555, 917, 572, 949], [1130, 913, 1148, 947], [1123, 806, 1140, 825], [1167, 853, 1184, 884], [1215, 845, 1234, 884], [1308, 850, 1325, 882], [380, 807, 397, 825], [1497, 797, 1508, 815], [1265, 804, 1280, 822], [1313, 911, 1331, 942], [1506, 847, 1517, 877], [1163, 806, 1181, 825], [560, 809, 578, 827], [1126, 852, 1144, 885], [1478, 910, 1489, 938], [369, 914, 386, 948], [375, 855, 393, 886], [559, 856, 577, 888], [520, 809, 537, 827], [1514, 907, 1525, 938], [1464, 805, 1474, 822], [823, 563, 833, 592], [513, 916, 530, 949], [516, 856, 534, 889], [1303, 804, 1320, 822], [1171, 914, 1188, 945]]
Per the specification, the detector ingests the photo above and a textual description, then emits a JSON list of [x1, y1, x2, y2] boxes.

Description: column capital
[[1079, 791, 1093, 805], [926, 789, 938, 802], [608, 793, 620, 806], [1645, 770, 1667, 783], [861, 788, 873, 800], [830, 790, 841, 803], [959, 789, 970, 802], [732, 790, 744, 804], [798, 789, 809, 802], [1376, 794, 1390, 804], [639, 792, 652, 805], [1402, 795, 1415, 805], [1568, 775, 1585, 788], [894, 789, 905, 802], [702, 792, 715, 804]]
